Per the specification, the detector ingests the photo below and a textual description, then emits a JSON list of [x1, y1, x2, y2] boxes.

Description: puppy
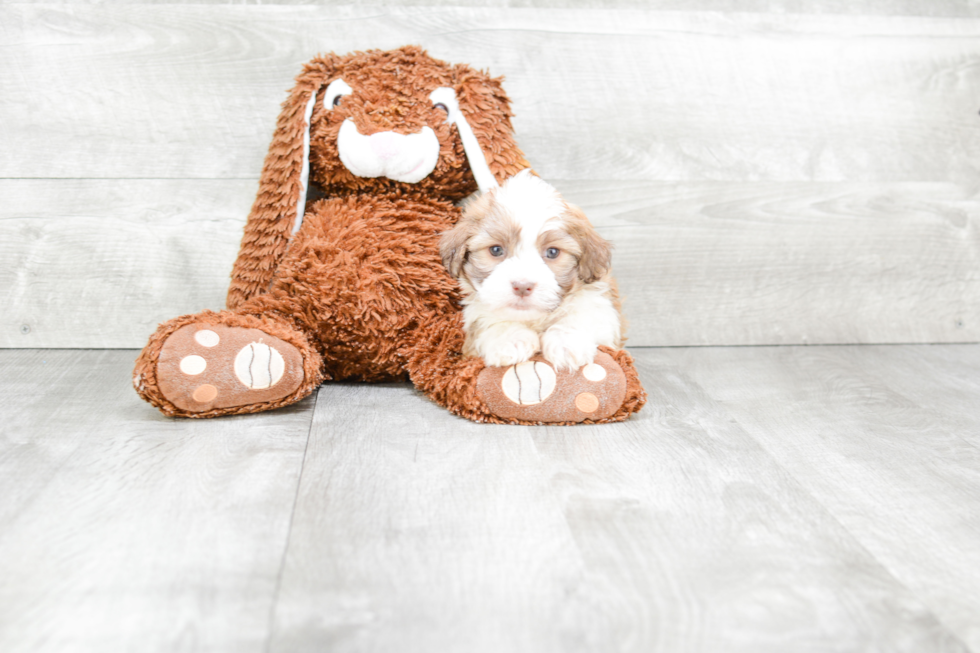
[[440, 170, 624, 371]]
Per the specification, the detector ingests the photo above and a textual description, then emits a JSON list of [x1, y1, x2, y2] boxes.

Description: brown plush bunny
[[133, 46, 646, 424]]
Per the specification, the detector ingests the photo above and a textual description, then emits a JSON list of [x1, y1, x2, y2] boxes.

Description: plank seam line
[[0, 177, 262, 181], [5, 342, 979, 353], [626, 341, 980, 349], [263, 387, 318, 653]]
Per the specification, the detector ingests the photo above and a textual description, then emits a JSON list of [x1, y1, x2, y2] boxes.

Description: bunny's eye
[[324, 79, 353, 110], [545, 247, 560, 259], [489, 245, 505, 257]]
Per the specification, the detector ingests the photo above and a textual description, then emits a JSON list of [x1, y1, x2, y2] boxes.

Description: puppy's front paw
[[541, 328, 597, 372], [481, 327, 541, 368]]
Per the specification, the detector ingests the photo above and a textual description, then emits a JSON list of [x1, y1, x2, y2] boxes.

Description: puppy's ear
[[564, 203, 612, 283], [440, 219, 472, 279], [441, 191, 495, 277]]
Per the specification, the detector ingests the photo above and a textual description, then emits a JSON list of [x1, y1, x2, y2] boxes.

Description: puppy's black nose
[[511, 280, 536, 298]]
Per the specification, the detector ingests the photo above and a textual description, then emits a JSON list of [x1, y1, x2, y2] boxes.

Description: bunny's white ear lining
[[429, 87, 499, 194], [293, 90, 319, 236]]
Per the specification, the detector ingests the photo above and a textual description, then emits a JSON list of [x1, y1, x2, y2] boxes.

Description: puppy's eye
[[433, 102, 449, 113], [545, 247, 560, 259], [489, 245, 505, 257]]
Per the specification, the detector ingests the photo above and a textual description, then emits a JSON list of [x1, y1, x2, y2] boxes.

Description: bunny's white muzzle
[[337, 119, 440, 184]]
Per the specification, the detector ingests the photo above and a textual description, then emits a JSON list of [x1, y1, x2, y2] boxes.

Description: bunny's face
[[302, 46, 525, 200]]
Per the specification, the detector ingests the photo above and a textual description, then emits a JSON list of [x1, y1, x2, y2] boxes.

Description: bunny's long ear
[[226, 59, 334, 309], [447, 65, 532, 188]]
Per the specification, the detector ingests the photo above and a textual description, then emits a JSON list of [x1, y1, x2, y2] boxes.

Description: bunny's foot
[[134, 311, 322, 417], [476, 348, 644, 424]]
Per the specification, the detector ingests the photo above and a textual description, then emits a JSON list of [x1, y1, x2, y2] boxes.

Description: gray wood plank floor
[[0, 350, 317, 653], [1, 345, 979, 652]]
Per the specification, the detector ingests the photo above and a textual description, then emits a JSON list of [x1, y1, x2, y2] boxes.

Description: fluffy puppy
[[440, 170, 624, 371]]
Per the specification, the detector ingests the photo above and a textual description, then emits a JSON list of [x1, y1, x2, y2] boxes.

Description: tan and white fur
[[441, 170, 624, 371]]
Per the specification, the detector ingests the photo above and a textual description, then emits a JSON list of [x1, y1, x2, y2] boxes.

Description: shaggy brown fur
[[133, 46, 646, 424]]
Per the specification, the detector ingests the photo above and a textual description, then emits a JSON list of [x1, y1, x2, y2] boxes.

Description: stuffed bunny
[[133, 46, 645, 424]]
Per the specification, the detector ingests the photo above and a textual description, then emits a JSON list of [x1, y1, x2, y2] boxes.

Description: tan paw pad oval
[[575, 392, 600, 413], [192, 384, 218, 403]]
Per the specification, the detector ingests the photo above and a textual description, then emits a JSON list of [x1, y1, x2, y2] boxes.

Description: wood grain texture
[[3, 4, 979, 348], [3, 178, 976, 348], [14, 0, 980, 15], [0, 179, 252, 348], [3, 5, 980, 182], [844, 345, 980, 443], [268, 355, 966, 653], [2, 346, 980, 651], [662, 344, 980, 651], [268, 382, 588, 653], [557, 179, 980, 347], [527, 350, 972, 652], [0, 349, 316, 653]]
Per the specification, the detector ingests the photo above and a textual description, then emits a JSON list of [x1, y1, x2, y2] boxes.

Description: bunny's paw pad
[[477, 352, 626, 424], [156, 324, 304, 413]]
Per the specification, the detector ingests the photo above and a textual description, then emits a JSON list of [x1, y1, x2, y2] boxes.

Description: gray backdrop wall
[[2, 1, 978, 348]]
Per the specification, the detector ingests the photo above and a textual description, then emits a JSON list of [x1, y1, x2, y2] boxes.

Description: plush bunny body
[[133, 46, 646, 424]]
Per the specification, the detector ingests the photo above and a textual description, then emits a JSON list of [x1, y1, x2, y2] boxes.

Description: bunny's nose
[[511, 280, 536, 298], [370, 132, 399, 160]]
